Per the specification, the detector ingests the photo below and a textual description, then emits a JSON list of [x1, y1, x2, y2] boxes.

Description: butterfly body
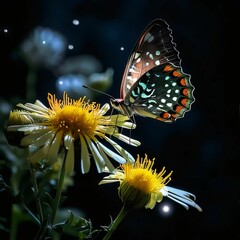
[[110, 19, 195, 123]]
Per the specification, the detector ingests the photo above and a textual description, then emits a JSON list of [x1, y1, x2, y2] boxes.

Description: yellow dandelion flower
[[6, 92, 141, 175], [99, 154, 202, 211]]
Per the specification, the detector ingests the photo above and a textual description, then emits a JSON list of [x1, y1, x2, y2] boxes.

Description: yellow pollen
[[121, 154, 172, 194], [47, 92, 101, 138]]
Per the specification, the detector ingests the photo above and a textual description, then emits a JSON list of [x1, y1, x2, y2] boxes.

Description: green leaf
[[53, 211, 99, 239]]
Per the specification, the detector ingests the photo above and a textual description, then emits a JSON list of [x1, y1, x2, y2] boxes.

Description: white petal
[[21, 128, 54, 146], [17, 103, 48, 115], [47, 131, 63, 164], [167, 195, 191, 210], [7, 125, 23, 131], [65, 141, 75, 176], [64, 132, 73, 150], [97, 141, 126, 164], [118, 121, 136, 129], [166, 186, 197, 200], [29, 144, 49, 163], [99, 103, 110, 115], [9, 124, 43, 133], [162, 186, 202, 212], [104, 136, 135, 163], [99, 179, 120, 185], [34, 100, 49, 110], [99, 171, 124, 185], [79, 134, 90, 173], [112, 132, 141, 146], [84, 134, 105, 173], [94, 140, 116, 172]]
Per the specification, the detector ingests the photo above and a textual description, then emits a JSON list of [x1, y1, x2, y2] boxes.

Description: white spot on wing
[[136, 58, 141, 63]]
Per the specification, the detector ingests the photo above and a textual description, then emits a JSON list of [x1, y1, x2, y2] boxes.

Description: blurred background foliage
[[0, 0, 239, 239]]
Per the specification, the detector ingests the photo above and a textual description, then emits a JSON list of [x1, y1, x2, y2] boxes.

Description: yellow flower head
[[6, 92, 141, 175], [99, 154, 202, 211]]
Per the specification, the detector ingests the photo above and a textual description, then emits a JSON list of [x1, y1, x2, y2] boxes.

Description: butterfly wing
[[124, 63, 194, 122], [120, 19, 181, 99]]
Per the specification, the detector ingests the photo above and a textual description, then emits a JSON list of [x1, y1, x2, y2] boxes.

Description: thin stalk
[[30, 165, 44, 224], [103, 205, 129, 240], [50, 150, 67, 224]]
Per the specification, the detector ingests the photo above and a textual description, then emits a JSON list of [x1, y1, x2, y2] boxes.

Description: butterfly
[[110, 19, 195, 123]]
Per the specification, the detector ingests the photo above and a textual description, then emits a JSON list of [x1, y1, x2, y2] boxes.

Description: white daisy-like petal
[[166, 186, 197, 200], [94, 140, 116, 172], [85, 134, 105, 172], [21, 128, 54, 147], [47, 131, 64, 165], [7, 124, 42, 133], [98, 103, 110, 115], [97, 141, 126, 165], [99, 172, 124, 185], [104, 136, 135, 163], [64, 133, 73, 150], [79, 134, 90, 174], [167, 195, 191, 210], [117, 121, 136, 129], [19, 125, 48, 134], [17, 103, 49, 115], [161, 186, 202, 212], [34, 100, 49, 110], [29, 144, 50, 164], [112, 132, 141, 146]]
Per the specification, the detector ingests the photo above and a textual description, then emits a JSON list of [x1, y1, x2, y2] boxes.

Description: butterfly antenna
[[82, 85, 115, 99]]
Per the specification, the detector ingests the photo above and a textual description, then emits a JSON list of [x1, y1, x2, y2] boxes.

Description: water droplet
[[68, 44, 74, 50], [120, 46, 124, 51], [42, 40, 46, 44], [3, 28, 8, 33], [72, 19, 79, 25]]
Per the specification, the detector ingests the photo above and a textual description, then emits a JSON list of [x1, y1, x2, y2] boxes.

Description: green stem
[[30, 165, 44, 224], [22, 204, 40, 225], [103, 205, 129, 240], [10, 204, 20, 240], [50, 151, 67, 224], [10, 204, 33, 240]]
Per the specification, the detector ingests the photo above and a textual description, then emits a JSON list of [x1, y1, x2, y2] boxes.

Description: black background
[[1, 1, 239, 240]]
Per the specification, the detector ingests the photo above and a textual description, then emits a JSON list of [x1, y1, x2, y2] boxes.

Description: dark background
[[1, 0, 239, 240]]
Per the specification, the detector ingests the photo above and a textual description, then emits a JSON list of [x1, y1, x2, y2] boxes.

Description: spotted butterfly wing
[[110, 18, 195, 122]]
